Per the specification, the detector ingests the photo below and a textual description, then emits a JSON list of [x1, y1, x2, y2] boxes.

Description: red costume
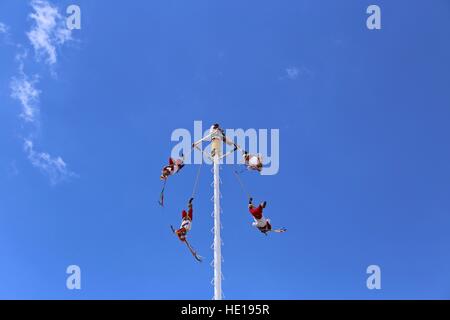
[[161, 157, 185, 180], [181, 206, 193, 221], [249, 204, 264, 220], [248, 199, 272, 233], [176, 200, 193, 242]]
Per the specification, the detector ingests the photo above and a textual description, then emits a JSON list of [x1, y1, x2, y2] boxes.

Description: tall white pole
[[213, 151, 222, 300]]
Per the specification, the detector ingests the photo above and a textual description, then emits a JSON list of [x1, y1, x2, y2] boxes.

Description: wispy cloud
[[282, 66, 314, 81], [24, 139, 76, 185], [0, 22, 12, 44], [27, 0, 72, 65], [10, 70, 40, 123], [0, 22, 8, 34], [9, 51, 78, 185], [285, 67, 300, 80], [6, 1, 77, 185]]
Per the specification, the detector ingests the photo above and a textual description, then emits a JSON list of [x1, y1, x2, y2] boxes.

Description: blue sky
[[1, 0, 450, 299]]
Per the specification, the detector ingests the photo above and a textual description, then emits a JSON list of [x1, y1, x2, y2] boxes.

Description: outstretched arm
[[192, 133, 212, 148]]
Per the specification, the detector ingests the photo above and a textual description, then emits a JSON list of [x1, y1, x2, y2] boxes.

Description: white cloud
[[0, 22, 8, 34], [24, 139, 76, 185], [10, 71, 40, 123], [27, 0, 72, 65], [10, 63, 78, 184], [5, 2, 77, 185], [283, 66, 314, 81], [286, 67, 300, 80]]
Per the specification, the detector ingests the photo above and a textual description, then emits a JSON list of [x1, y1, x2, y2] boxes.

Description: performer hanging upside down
[[243, 151, 263, 173], [175, 198, 194, 242], [248, 197, 271, 233], [248, 198, 286, 235], [160, 154, 185, 180]]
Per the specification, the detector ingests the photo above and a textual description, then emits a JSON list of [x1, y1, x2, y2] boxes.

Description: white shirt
[[210, 126, 223, 141], [248, 156, 260, 167], [252, 217, 269, 228], [181, 219, 192, 232]]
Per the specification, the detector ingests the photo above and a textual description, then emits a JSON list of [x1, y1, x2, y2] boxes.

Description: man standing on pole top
[[210, 124, 238, 157]]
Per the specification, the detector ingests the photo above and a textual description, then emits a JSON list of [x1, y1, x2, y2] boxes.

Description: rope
[[172, 141, 198, 165], [233, 170, 251, 199], [191, 164, 202, 198], [158, 179, 167, 207], [160, 144, 200, 206]]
